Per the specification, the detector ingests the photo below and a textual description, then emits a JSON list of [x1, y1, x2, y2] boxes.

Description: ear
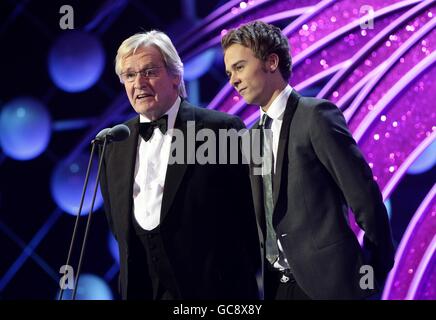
[[172, 73, 181, 89], [266, 53, 280, 73]]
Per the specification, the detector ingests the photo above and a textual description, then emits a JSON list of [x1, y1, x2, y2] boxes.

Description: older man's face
[[121, 46, 180, 120]]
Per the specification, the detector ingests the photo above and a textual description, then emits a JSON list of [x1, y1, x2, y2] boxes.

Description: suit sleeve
[[98, 145, 117, 240], [308, 101, 395, 281], [228, 115, 263, 284]]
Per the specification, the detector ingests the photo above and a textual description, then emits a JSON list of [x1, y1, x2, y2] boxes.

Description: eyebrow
[[122, 64, 159, 73], [225, 59, 246, 74]]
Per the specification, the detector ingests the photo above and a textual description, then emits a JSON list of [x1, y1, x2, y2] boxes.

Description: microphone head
[[95, 128, 111, 142], [108, 124, 130, 142]]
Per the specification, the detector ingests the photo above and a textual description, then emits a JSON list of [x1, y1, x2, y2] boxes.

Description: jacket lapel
[[160, 100, 203, 223], [249, 122, 266, 238], [111, 116, 140, 239], [272, 90, 300, 208]]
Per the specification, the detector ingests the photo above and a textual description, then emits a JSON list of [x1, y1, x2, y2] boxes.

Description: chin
[[240, 94, 250, 104], [139, 104, 167, 117], [242, 91, 260, 105], [133, 105, 152, 115], [135, 101, 155, 110], [243, 96, 256, 106]]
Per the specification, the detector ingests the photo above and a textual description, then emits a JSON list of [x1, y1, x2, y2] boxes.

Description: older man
[[99, 30, 261, 300]]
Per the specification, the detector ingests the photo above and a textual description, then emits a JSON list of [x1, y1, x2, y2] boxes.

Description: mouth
[[238, 88, 247, 95], [136, 93, 154, 100]]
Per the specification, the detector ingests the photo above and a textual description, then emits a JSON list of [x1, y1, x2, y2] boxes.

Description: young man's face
[[224, 44, 271, 107], [121, 46, 180, 120]]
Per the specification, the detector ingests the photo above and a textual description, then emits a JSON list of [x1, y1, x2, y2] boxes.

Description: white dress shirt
[[259, 85, 293, 270], [133, 96, 181, 230], [259, 85, 293, 174]]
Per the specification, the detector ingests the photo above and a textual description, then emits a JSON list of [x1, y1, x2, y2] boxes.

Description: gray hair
[[115, 30, 187, 97]]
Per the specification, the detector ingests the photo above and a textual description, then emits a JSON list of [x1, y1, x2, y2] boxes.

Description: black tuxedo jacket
[[250, 90, 395, 299], [99, 100, 261, 299]]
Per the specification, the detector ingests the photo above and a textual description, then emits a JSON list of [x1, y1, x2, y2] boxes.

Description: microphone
[[107, 124, 130, 142], [92, 124, 130, 144], [58, 123, 130, 300], [92, 128, 111, 144]]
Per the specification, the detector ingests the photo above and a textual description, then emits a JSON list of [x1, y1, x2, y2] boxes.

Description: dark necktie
[[139, 115, 168, 141], [259, 113, 279, 265]]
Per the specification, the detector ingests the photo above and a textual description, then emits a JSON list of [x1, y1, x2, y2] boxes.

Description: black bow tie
[[139, 115, 168, 141]]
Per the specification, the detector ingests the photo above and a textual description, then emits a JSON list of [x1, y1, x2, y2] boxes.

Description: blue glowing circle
[[407, 140, 436, 175], [57, 274, 113, 300], [108, 231, 120, 264], [184, 49, 216, 81], [48, 31, 105, 92], [51, 154, 103, 216], [0, 97, 51, 160]]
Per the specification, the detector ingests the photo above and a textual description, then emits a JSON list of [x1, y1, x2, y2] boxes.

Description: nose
[[230, 73, 241, 89], [133, 72, 148, 89]]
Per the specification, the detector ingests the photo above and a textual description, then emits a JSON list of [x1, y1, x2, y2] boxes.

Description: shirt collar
[[259, 85, 293, 123], [139, 96, 181, 131]]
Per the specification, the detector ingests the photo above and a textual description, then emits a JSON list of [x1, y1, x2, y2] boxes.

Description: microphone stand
[[58, 136, 108, 300], [71, 135, 109, 300], [58, 140, 97, 300]]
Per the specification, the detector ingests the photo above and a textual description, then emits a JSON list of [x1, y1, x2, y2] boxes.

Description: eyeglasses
[[120, 66, 164, 83]]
